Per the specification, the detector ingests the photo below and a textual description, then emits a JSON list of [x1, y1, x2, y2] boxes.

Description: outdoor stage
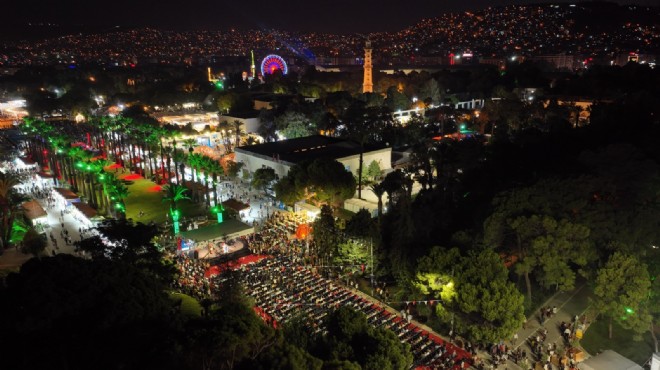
[[179, 219, 254, 260]]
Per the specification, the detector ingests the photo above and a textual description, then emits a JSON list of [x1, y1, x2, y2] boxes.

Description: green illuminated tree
[[593, 252, 652, 340], [414, 247, 461, 319], [162, 184, 190, 212]]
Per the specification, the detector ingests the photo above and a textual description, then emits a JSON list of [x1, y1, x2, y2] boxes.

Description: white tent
[[578, 350, 642, 370]]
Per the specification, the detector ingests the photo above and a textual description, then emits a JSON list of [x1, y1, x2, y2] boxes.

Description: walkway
[[503, 284, 591, 369]]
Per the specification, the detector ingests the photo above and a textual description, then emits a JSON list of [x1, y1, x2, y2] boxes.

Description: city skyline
[[5, 0, 658, 34]]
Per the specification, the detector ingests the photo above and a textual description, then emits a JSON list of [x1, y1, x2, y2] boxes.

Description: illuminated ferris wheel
[[260, 54, 288, 75]]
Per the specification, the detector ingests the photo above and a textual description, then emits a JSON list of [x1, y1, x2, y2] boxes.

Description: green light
[[76, 162, 84, 168], [217, 212, 223, 224], [625, 307, 634, 314], [214, 81, 224, 90], [98, 174, 105, 180]]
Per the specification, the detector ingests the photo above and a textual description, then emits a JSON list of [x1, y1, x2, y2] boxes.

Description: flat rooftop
[[180, 219, 254, 242], [236, 135, 387, 164]]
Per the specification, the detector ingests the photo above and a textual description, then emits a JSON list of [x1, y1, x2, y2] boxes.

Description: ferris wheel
[[260, 54, 288, 76]]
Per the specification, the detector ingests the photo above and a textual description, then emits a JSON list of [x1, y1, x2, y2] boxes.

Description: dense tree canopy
[[275, 158, 356, 206]]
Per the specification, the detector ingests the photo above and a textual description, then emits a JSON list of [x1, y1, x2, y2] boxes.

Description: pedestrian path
[[503, 284, 591, 369]]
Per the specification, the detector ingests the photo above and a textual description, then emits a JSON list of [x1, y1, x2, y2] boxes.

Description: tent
[[578, 350, 642, 370], [22, 200, 48, 225]]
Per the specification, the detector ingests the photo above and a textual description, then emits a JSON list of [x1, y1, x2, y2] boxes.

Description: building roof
[[222, 198, 251, 212], [22, 200, 47, 220], [72, 202, 97, 219], [54, 187, 79, 200], [236, 135, 387, 165], [179, 219, 254, 242], [578, 350, 642, 370]]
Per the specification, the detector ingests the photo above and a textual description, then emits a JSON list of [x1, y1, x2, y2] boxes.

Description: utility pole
[[370, 237, 374, 296]]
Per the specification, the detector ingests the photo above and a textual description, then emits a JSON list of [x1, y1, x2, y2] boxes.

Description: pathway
[[502, 284, 592, 369]]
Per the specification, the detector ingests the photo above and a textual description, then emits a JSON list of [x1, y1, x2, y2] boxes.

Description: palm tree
[[199, 156, 217, 208], [108, 180, 129, 220], [173, 150, 187, 186], [162, 184, 190, 212], [162, 184, 190, 234], [187, 153, 203, 202], [232, 120, 244, 148], [217, 120, 231, 152], [91, 158, 111, 212], [206, 160, 224, 206], [182, 138, 197, 155], [370, 183, 385, 222]]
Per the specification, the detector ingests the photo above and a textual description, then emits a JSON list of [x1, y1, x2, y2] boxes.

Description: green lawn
[[168, 292, 203, 317], [122, 178, 206, 224], [580, 316, 655, 365]]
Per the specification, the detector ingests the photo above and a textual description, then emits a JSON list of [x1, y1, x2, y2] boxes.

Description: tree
[[507, 215, 594, 303], [75, 219, 176, 284], [344, 209, 375, 239], [251, 167, 278, 192], [365, 160, 382, 182], [321, 306, 412, 370], [306, 158, 356, 205], [385, 86, 410, 112], [162, 184, 190, 214], [184, 300, 279, 370], [20, 228, 46, 258], [313, 205, 339, 265], [0, 171, 24, 249], [414, 247, 461, 318], [334, 240, 369, 270], [0, 255, 176, 370], [419, 78, 442, 105], [369, 183, 386, 221], [276, 111, 316, 139], [232, 120, 244, 148], [225, 160, 244, 179], [455, 249, 525, 344], [217, 92, 237, 113], [593, 252, 652, 340], [275, 159, 355, 206], [257, 109, 278, 142]]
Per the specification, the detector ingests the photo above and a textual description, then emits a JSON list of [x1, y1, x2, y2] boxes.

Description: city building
[[235, 135, 392, 180]]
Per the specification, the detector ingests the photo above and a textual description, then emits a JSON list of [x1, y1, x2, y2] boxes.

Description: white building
[[235, 135, 392, 180]]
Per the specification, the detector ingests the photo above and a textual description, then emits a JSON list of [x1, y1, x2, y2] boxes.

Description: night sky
[[5, 0, 656, 34]]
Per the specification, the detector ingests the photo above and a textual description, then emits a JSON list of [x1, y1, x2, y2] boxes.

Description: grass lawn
[[168, 292, 203, 317], [122, 179, 206, 224], [580, 316, 655, 365]]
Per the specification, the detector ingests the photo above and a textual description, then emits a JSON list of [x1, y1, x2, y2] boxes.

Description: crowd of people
[[239, 253, 472, 369], [166, 209, 472, 368]]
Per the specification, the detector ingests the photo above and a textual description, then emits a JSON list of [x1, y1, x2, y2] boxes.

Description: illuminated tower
[[250, 50, 256, 79], [362, 40, 373, 93]]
